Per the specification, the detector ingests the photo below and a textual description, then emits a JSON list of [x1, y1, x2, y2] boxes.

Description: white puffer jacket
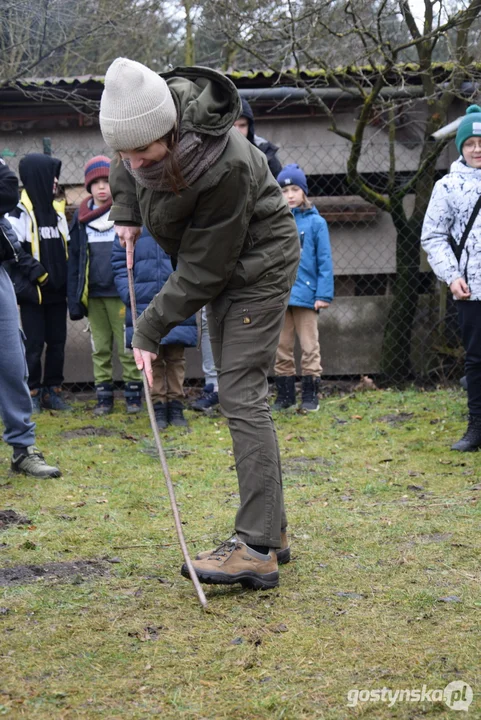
[[421, 158, 481, 301]]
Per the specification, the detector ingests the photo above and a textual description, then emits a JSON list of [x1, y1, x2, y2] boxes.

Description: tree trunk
[[380, 217, 421, 381], [183, 0, 195, 66]]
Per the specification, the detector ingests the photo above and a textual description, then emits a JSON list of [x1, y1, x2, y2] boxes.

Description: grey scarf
[[123, 131, 230, 191]]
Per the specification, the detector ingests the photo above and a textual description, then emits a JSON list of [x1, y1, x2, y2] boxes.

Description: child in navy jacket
[[111, 228, 197, 429], [274, 164, 334, 411]]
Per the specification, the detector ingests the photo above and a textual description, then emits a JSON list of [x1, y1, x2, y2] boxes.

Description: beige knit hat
[[99, 58, 177, 151]]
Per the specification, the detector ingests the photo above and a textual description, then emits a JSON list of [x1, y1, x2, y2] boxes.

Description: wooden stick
[[127, 263, 207, 609]]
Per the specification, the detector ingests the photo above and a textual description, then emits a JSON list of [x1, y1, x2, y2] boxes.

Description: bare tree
[[0, 0, 181, 86], [199, 0, 481, 380]]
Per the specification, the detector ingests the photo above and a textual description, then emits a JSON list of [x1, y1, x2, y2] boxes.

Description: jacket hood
[[240, 97, 255, 144], [449, 157, 481, 176], [19, 153, 62, 225], [293, 205, 320, 218], [163, 66, 242, 137], [0, 160, 19, 215]]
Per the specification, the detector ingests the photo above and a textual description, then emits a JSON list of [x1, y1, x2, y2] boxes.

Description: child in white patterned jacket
[[422, 104, 481, 452]]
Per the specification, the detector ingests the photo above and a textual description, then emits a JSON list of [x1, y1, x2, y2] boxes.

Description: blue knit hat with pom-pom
[[455, 105, 481, 153], [276, 163, 308, 195]]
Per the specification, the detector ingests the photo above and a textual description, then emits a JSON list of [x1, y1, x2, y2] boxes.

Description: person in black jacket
[[0, 159, 61, 478], [234, 97, 283, 178], [7, 154, 70, 413]]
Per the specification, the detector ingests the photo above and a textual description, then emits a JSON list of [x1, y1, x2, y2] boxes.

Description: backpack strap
[[450, 194, 481, 263]]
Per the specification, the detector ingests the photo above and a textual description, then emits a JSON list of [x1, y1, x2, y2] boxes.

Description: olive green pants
[[208, 295, 288, 549], [88, 297, 140, 385]]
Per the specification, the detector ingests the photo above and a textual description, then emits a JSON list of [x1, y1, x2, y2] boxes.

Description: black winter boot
[[168, 400, 188, 427], [272, 376, 296, 410], [125, 381, 142, 414], [300, 376, 320, 412], [154, 402, 168, 430], [451, 414, 481, 452], [93, 383, 114, 416]]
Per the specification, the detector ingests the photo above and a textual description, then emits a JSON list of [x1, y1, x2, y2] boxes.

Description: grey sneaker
[[11, 446, 61, 478]]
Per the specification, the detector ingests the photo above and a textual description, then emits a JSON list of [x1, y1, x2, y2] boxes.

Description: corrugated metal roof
[[16, 75, 105, 87], [11, 62, 481, 88]]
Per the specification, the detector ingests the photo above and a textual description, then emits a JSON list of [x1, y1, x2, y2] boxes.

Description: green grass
[[0, 386, 480, 719]]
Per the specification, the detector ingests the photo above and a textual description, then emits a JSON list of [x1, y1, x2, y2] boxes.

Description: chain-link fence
[[2, 139, 464, 392]]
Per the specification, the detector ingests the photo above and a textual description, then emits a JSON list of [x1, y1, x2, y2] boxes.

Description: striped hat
[[84, 155, 111, 193]]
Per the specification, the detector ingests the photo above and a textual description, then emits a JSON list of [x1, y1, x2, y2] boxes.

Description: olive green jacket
[[109, 66, 300, 353]]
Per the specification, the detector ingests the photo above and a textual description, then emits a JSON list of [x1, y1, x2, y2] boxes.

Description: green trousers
[[208, 294, 289, 549], [88, 297, 140, 385]]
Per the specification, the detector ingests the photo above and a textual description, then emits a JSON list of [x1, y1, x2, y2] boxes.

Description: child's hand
[[315, 300, 330, 311], [450, 277, 471, 300]]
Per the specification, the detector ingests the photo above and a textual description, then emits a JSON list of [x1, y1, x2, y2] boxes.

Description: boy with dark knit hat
[[68, 156, 141, 415]]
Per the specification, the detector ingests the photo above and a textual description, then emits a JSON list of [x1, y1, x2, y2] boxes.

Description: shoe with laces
[[41, 386, 72, 411], [272, 376, 296, 410], [182, 538, 279, 590], [195, 530, 291, 564], [11, 446, 61, 479], [191, 384, 219, 411], [451, 414, 481, 452]]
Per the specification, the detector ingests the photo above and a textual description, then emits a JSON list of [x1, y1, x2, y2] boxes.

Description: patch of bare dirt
[[61, 425, 118, 439], [0, 510, 30, 529], [377, 413, 414, 424], [0, 559, 110, 587], [283, 457, 334, 476]]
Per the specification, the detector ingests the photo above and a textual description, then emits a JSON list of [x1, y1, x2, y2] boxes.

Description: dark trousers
[[20, 301, 67, 390], [457, 300, 481, 415], [208, 294, 289, 549]]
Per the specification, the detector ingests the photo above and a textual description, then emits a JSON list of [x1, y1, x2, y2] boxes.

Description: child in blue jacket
[[111, 228, 197, 428], [274, 164, 334, 411]]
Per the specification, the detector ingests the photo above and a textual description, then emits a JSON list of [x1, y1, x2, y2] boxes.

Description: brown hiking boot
[[182, 539, 279, 590], [195, 530, 291, 565]]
